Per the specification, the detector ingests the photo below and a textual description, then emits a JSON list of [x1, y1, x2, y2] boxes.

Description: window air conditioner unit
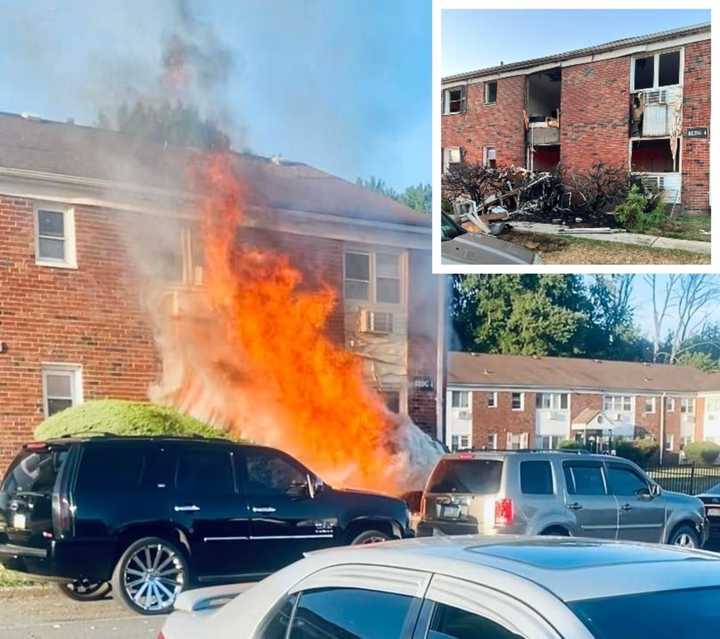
[[359, 310, 393, 334], [644, 89, 668, 105], [458, 410, 472, 420], [640, 175, 664, 191]]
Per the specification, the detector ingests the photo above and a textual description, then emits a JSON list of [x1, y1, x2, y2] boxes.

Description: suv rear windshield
[[427, 459, 502, 494], [2, 447, 68, 496]]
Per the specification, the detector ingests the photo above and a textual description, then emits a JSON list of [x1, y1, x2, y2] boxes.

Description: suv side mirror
[[650, 483, 662, 497]]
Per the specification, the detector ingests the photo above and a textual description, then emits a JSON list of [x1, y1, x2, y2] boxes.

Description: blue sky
[[442, 9, 711, 76], [0, 0, 431, 191]]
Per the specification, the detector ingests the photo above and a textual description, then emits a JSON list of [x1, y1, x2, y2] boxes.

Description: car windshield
[[569, 586, 720, 638], [427, 459, 502, 494], [441, 214, 466, 241]]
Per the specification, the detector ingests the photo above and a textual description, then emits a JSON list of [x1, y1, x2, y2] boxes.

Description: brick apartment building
[[441, 23, 711, 214], [0, 112, 441, 471], [446, 352, 720, 455]]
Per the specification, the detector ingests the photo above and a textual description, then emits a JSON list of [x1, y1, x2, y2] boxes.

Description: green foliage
[[35, 400, 227, 441], [615, 184, 666, 233], [614, 438, 658, 465], [356, 176, 400, 200], [676, 350, 718, 372], [97, 100, 230, 150], [356, 177, 431, 214], [558, 439, 585, 450], [685, 441, 720, 465]]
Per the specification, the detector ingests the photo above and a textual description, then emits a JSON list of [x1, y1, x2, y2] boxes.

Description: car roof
[[40, 435, 243, 446], [439, 450, 618, 462], [306, 536, 720, 602]]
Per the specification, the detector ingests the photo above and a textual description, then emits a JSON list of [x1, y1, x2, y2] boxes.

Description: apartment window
[[644, 397, 656, 414], [344, 251, 403, 305], [536, 435, 562, 450], [666, 397, 675, 412], [483, 146, 497, 169], [484, 80, 497, 104], [443, 86, 466, 114], [451, 391, 469, 409], [450, 435, 458, 451], [665, 435, 675, 452], [42, 365, 83, 417], [707, 398, 720, 413], [35, 205, 76, 268], [487, 392, 497, 408], [632, 49, 681, 91], [511, 392, 524, 411], [459, 435, 471, 450], [442, 147, 462, 173], [487, 433, 498, 450], [507, 432, 527, 450], [603, 395, 632, 413], [536, 393, 569, 410], [681, 398, 695, 414]]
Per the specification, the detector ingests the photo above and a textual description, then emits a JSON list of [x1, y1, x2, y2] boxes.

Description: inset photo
[[437, 8, 711, 267]]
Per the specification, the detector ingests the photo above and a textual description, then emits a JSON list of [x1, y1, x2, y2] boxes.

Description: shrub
[[35, 399, 226, 441], [558, 438, 585, 450], [615, 184, 666, 233], [614, 438, 658, 465], [685, 441, 720, 465]]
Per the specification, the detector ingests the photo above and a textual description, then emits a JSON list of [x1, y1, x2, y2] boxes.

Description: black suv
[[0, 436, 412, 614]]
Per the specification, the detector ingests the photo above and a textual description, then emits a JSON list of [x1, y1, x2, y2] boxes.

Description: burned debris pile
[[442, 161, 649, 229]]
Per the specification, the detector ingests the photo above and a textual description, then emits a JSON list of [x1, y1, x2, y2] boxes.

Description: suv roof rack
[[456, 448, 593, 455]]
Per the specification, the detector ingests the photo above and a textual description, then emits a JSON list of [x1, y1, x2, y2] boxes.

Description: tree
[[356, 176, 400, 201], [97, 100, 229, 150], [400, 183, 431, 214]]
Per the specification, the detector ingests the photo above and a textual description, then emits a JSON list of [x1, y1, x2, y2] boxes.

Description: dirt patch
[[506, 231, 710, 265]]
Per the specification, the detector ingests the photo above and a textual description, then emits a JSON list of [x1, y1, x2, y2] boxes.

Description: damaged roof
[[0, 112, 428, 228], [448, 352, 720, 394], [443, 22, 710, 84]]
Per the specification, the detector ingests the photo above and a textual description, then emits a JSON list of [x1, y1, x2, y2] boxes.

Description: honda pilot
[[0, 436, 412, 615]]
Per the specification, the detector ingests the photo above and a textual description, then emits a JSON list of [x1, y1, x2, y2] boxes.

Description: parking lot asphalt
[[0, 587, 165, 639]]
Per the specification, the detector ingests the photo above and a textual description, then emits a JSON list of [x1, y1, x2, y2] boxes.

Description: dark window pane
[[244, 449, 306, 496], [176, 448, 234, 495], [606, 465, 648, 496], [38, 237, 65, 260], [560, 393, 568, 409], [427, 460, 502, 494], [47, 398, 73, 416], [430, 601, 522, 639], [377, 278, 400, 303], [521, 461, 554, 495], [259, 594, 297, 639], [290, 588, 413, 639], [345, 253, 369, 281], [38, 210, 64, 237], [634, 56, 654, 90], [344, 280, 369, 301], [76, 446, 146, 494], [486, 81, 497, 103], [567, 464, 606, 495], [446, 87, 465, 114], [658, 51, 680, 86]]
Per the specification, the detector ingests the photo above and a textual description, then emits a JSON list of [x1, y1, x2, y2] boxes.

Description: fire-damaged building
[[441, 23, 710, 215], [446, 352, 720, 457], [0, 112, 441, 472]]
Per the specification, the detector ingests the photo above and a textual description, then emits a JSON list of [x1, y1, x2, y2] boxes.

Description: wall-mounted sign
[[412, 376, 434, 391], [687, 127, 708, 139]]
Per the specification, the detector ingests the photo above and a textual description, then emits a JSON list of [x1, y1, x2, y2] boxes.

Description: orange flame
[[163, 152, 409, 492]]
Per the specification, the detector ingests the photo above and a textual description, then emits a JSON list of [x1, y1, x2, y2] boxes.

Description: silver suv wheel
[[673, 532, 697, 548]]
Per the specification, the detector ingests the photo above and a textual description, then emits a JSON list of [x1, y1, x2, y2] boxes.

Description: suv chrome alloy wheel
[[123, 543, 185, 612], [673, 532, 697, 548]]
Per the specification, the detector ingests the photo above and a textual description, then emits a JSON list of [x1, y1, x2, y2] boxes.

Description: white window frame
[[451, 391, 469, 409], [343, 249, 406, 308], [484, 80, 497, 104], [536, 392, 569, 410], [487, 391, 497, 408], [42, 363, 83, 418], [644, 397, 656, 414], [681, 398, 695, 414], [603, 394, 633, 413], [487, 433, 498, 450], [666, 397, 676, 412], [459, 434, 471, 450], [34, 203, 77, 269], [442, 147, 462, 173], [511, 392, 524, 411], [630, 47, 684, 92], [442, 86, 466, 115], [483, 146, 497, 168]]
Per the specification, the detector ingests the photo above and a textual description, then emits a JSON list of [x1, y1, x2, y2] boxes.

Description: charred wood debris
[[442, 161, 660, 235]]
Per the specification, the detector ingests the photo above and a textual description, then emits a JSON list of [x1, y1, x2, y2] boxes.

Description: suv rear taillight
[[52, 494, 73, 538], [495, 498, 513, 527], [157, 633, 166, 639]]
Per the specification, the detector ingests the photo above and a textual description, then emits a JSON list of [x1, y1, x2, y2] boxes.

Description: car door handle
[[567, 502, 583, 511], [174, 505, 200, 512], [252, 506, 277, 513], [620, 504, 633, 512]]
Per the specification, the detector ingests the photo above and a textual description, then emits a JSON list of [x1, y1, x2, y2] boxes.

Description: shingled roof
[[0, 112, 428, 228], [448, 352, 720, 394], [442, 22, 710, 84]]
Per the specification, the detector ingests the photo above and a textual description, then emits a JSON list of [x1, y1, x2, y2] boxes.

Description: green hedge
[[614, 438, 658, 465], [35, 399, 224, 441], [685, 441, 720, 465]]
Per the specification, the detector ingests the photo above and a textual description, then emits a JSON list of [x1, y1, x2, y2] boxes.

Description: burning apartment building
[[0, 112, 442, 485], [441, 23, 710, 215]]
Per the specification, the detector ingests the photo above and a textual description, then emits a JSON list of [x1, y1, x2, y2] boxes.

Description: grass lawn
[[0, 564, 43, 588], [506, 232, 710, 265], [645, 214, 711, 243]]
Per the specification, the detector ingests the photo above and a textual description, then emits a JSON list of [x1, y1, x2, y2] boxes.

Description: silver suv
[[416, 450, 709, 548]]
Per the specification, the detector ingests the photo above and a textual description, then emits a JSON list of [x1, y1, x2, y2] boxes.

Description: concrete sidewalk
[[512, 222, 711, 256]]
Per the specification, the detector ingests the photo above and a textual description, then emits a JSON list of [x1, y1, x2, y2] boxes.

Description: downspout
[[435, 275, 447, 445], [659, 392, 666, 465]]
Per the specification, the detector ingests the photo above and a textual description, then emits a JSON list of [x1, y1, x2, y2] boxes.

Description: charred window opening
[[532, 145, 560, 171], [631, 139, 678, 173], [658, 51, 680, 86], [633, 50, 681, 91], [484, 80, 497, 104], [484, 146, 497, 169], [527, 68, 561, 122], [443, 86, 466, 114], [633, 56, 654, 91]]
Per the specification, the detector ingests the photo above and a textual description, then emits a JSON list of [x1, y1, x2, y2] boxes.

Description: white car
[[159, 535, 720, 638]]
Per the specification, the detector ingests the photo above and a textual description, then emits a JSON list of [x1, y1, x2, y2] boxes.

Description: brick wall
[[441, 76, 527, 167], [472, 390, 535, 449], [681, 39, 711, 215], [634, 395, 661, 439], [560, 56, 630, 172], [570, 393, 602, 422]]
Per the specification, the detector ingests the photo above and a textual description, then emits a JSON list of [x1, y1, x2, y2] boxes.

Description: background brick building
[[441, 23, 711, 215], [0, 113, 440, 471], [446, 352, 720, 456]]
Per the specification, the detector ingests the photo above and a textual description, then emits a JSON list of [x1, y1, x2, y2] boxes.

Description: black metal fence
[[643, 464, 720, 496]]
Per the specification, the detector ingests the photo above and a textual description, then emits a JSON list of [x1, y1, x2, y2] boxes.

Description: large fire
[[155, 152, 438, 493]]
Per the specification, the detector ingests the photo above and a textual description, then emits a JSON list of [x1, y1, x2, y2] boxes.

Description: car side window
[[243, 448, 307, 497], [564, 463, 606, 496], [520, 461, 553, 495], [606, 464, 648, 496], [429, 602, 523, 639], [176, 448, 235, 496], [258, 593, 297, 639], [76, 445, 146, 494], [288, 587, 415, 639]]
